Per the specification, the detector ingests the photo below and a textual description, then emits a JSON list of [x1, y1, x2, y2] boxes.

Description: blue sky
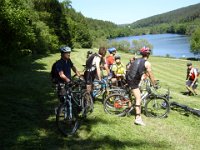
[[70, 0, 200, 24]]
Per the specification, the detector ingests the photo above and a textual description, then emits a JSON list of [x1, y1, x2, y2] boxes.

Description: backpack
[[196, 68, 200, 76], [126, 58, 146, 81], [85, 53, 100, 70], [50, 60, 65, 83]]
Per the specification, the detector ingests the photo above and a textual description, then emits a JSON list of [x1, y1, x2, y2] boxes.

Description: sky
[[70, 0, 200, 24]]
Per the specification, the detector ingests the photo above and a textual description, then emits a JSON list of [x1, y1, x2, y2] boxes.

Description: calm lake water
[[113, 34, 195, 58]]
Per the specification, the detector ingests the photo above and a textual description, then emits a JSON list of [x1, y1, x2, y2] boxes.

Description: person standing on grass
[[52, 46, 80, 114], [126, 46, 157, 126], [84, 47, 107, 95], [185, 62, 199, 96]]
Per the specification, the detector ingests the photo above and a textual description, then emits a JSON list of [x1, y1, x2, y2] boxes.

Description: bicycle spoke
[[104, 94, 131, 117], [56, 104, 79, 136]]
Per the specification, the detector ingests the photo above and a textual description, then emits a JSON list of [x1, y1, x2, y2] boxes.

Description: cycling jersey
[[56, 58, 74, 83], [112, 63, 125, 77], [189, 68, 198, 81]]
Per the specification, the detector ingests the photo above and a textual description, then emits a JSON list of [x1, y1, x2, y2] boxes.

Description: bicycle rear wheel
[[104, 93, 131, 117], [144, 96, 170, 118], [56, 103, 79, 136], [81, 92, 94, 117]]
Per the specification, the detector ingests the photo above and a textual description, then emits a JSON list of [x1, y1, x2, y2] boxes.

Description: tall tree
[[190, 27, 200, 56]]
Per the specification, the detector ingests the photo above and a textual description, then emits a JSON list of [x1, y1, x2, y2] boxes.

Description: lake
[[113, 34, 195, 58]]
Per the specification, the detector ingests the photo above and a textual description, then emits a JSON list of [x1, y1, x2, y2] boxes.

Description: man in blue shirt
[[56, 46, 80, 83]]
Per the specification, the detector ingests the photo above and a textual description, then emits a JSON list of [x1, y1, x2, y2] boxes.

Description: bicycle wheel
[[102, 88, 126, 102], [81, 92, 94, 117], [56, 103, 79, 136], [144, 95, 170, 118], [104, 93, 131, 117]]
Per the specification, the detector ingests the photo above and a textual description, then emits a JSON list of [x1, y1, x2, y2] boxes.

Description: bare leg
[[132, 88, 142, 119]]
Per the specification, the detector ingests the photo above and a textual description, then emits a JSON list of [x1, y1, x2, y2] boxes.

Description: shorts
[[84, 70, 96, 85], [186, 80, 198, 89], [127, 79, 141, 89]]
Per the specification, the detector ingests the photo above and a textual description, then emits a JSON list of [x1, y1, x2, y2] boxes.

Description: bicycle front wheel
[[104, 93, 131, 117], [56, 103, 79, 136], [144, 96, 170, 118], [81, 92, 94, 117]]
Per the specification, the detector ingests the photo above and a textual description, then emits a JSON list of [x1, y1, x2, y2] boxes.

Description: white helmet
[[60, 46, 71, 53]]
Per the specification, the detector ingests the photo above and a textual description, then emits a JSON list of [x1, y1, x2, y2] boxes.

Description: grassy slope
[[0, 49, 200, 150]]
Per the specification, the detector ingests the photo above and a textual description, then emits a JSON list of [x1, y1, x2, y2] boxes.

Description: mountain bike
[[92, 76, 127, 102], [55, 79, 93, 136], [103, 79, 170, 118]]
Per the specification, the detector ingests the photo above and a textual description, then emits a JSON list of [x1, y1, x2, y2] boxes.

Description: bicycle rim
[[56, 104, 79, 136], [104, 94, 131, 117], [145, 96, 170, 118]]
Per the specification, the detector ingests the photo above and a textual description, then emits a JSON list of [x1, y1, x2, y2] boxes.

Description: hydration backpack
[[50, 60, 65, 83], [126, 58, 146, 81], [85, 53, 99, 70]]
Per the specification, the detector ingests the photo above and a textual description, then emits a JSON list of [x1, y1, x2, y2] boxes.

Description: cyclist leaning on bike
[[126, 46, 157, 126], [53, 46, 80, 101], [84, 47, 109, 95]]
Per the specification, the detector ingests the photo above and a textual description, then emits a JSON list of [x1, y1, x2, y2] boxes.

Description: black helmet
[[60, 46, 71, 53], [115, 55, 121, 60], [187, 62, 192, 66], [87, 50, 93, 55]]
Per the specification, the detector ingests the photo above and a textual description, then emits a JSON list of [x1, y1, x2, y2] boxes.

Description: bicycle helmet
[[140, 46, 151, 56], [115, 55, 121, 60], [187, 62, 192, 66], [87, 50, 93, 55], [60, 46, 71, 53], [108, 47, 116, 53]]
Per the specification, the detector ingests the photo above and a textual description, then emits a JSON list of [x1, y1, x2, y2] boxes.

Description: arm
[[72, 66, 80, 77], [145, 61, 156, 86], [95, 57, 102, 81], [58, 71, 70, 82]]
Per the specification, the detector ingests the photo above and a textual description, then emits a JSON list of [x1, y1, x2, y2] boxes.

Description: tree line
[[0, 0, 200, 64]]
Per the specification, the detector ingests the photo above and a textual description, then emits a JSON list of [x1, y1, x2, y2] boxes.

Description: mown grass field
[[0, 49, 200, 150]]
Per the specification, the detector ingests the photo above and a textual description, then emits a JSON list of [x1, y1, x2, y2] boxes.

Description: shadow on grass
[[0, 55, 172, 150]]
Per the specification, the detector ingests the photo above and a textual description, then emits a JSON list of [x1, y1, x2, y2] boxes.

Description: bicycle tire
[[56, 103, 79, 136], [102, 88, 126, 103], [103, 93, 131, 117], [81, 92, 94, 117], [144, 95, 170, 118]]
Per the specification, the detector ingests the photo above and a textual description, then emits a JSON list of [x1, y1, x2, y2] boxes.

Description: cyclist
[[55, 46, 80, 83], [126, 56, 136, 71], [106, 47, 117, 70], [126, 46, 157, 126], [84, 47, 107, 95], [185, 62, 198, 95], [52, 46, 80, 114], [111, 55, 126, 86]]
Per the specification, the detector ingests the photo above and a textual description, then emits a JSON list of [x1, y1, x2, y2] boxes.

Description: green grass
[[0, 49, 200, 150]]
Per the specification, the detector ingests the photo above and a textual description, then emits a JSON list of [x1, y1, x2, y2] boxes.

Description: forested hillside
[[127, 3, 200, 35], [1, 0, 200, 64], [0, 0, 119, 64]]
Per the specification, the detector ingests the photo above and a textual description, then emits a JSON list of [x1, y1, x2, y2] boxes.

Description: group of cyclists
[[52, 45, 159, 126]]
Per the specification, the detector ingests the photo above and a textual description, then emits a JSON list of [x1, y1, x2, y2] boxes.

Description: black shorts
[[84, 70, 96, 85], [127, 79, 140, 89]]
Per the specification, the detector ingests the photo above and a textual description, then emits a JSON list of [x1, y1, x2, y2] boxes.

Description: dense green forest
[[0, 0, 200, 64], [127, 3, 200, 35]]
